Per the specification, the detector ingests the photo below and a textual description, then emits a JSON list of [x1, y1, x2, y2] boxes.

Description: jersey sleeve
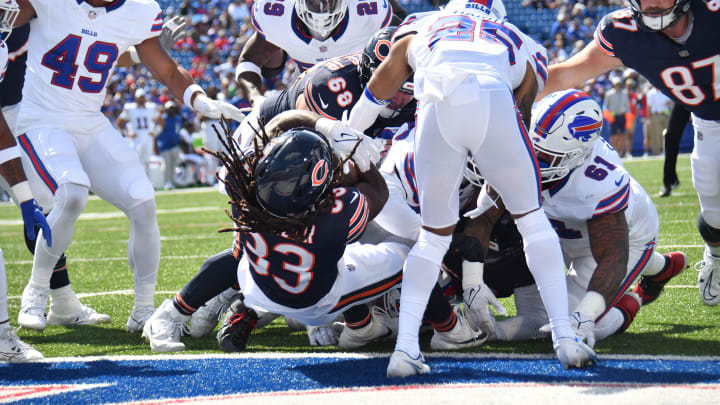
[[522, 34, 548, 94], [592, 177, 630, 218], [334, 187, 370, 243], [593, 10, 635, 58]]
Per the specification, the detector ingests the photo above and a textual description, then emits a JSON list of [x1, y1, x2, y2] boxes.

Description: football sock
[[343, 305, 371, 329], [127, 199, 160, 307], [0, 249, 7, 323], [425, 284, 453, 328], [24, 223, 72, 290], [639, 252, 668, 277]]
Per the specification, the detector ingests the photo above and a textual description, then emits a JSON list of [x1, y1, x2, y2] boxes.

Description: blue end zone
[[1, 355, 719, 403]]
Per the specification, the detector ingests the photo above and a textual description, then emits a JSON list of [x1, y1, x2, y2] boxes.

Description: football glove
[[306, 322, 343, 346], [316, 114, 379, 173], [20, 199, 52, 247], [463, 280, 506, 335], [464, 184, 500, 220], [192, 94, 248, 122], [160, 16, 187, 52], [553, 336, 597, 370], [216, 295, 258, 352], [570, 311, 596, 349]]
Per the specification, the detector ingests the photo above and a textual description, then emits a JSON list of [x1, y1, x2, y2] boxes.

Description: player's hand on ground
[[570, 311, 596, 349], [553, 336, 597, 370], [463, 279, 506, 336], [306, 322, 343, 346]]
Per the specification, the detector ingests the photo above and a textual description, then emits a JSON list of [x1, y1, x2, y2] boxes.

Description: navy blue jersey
[[0, 24, 29, 107], [240, 186, 370, 309], [595, 3, 720, 120]]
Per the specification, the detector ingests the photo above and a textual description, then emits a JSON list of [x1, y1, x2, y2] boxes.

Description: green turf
[[1, 155, 718, 358]]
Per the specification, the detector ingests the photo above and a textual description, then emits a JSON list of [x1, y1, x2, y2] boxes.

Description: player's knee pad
[[513, 209, 558, 246], [55, 183, 89, 219], [128, 198, 157, 223], [409, 228, 453, 265], [698, 212, 720, 243]]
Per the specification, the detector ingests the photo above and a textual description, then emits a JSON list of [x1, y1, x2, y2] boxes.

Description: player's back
[[124, 102, 158, 139], [240, 186, 369, 309], [17, 0, 162, 134], [250, 0, 392, 70]]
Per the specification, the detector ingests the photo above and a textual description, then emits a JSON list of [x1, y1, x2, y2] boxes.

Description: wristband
[[0, 145, 20, 165], [461, 260, 485, 290], [236, 61, 262, 81], [11, 181, 32, 203], [183, 84, 205, 109], [128, 46, 141, 64], [574, 291, 606, 321], [363, 87, 391, 106], [347, 88, 390, 131]]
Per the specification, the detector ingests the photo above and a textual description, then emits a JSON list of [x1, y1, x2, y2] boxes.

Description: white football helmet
[[295, 0, 348, 40], [0, 0, 19, 40], [530, 89, 603, 184]]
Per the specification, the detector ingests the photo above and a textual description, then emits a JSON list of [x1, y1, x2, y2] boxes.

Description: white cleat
[[189, 288, 238, 338], [47, 304, 111, 326], [339, 306, 397, 349], [696, 251, 720, 306], [142, 299, 190, 352], [554, 336, 597, 370], [0, 328, 43, 362], [430, 311, 487, 350], [386, 350, 431, 378], [126, 304, 156, 333], [18, 282, 49, 331]]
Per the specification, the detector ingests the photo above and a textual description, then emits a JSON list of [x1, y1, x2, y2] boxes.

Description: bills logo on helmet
[[567, 116, 602, 142], [311, 159, 329, 186]]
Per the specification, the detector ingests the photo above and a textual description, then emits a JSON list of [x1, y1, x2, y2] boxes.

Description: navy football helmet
[[627, 0, 690, 31], [0, 0, 19, 41], [254, 128, 334, 218]]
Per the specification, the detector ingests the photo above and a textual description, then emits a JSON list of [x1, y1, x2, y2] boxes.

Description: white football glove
[[464, 184, 500, 219], [192, 94, 248, 122], [160, 16, 187, 52], [553, 336, 597, 370], [316, 114, 379, 173], [306, 322, 343, 346], [569, 311, 596, 349], [463, 280, 507, 336]]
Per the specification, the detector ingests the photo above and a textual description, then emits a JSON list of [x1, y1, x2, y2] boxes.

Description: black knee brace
[[698, 212, 720, 243]]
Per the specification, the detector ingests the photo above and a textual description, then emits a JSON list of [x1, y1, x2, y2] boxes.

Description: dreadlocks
[[207, 118, 353, 242]]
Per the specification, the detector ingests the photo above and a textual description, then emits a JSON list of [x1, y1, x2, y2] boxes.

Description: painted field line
[[0, 206, 222, 226], [6, 290, 178, 300], [6, 255, 208, 265]]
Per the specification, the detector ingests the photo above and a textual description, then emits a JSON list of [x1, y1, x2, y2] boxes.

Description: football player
[[115, 88, 159, 175], [12, 0, 246, 334], [538, 0, 720, 306], [347, 5, 590, 376], [0, 0, 46, 361], [465, 90, 689, 345], [235, 0, 403, 105]]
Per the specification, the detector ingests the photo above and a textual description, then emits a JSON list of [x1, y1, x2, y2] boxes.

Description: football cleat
[[47, 304, 111, 326], [430, 310, 487, 350], [634, 252, 688, 305], [696, 251, 720, 306], [18, 282, 49, 331], [554, 336, 597, 370], [0, 328, 43, 362], [338, 306, 397, 349], [614, 291, 642, 333], [142, 299, 190, 352], [217, 295, 258, 352], [386, 350, 431, 378], [189, 288, 239, 338], [126, 304, 156, 333]]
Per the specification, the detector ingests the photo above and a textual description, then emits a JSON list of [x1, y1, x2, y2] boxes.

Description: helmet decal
[[311, 159, 329, 186], [374, 39, 391, 62], [568, 116, 602, 142]]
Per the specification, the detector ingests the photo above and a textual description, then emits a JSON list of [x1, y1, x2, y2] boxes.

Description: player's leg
[[82, 125, 159, 331], [17, 128, 91, 330], [690, 117, 720, 305]]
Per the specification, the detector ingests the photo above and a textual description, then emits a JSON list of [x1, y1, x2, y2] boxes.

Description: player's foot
[[189, 288, 239, 338], [633, 252, 688, 305], [338, 306, 397, 349], [126, 304, 156, 333], [430, 310, 487, 350], [696, 250, 720, 306], [18, 282, 49, 331], [217, 295, 258, 352], [656, 181, 680, 197], [142, 299, 190, 352], [553, 336, 596, 370], [386, 350, 430, 378], [614, 291, 641, 333], [0, 328, 43, 362], [47, 304, 111, 326]]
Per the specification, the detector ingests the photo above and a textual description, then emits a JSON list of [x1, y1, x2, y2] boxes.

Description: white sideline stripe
[[25, 352, 720, 363], [0, 206, 221, 226], [6, 255, 208, 265], [6, 290, 178, 300]]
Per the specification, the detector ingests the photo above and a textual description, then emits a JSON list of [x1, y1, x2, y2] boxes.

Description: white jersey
[[250, 0, 393, 70], [406, 9, 541, 103], [17, 0, 162, 134], [541, 139, 658, 259], [380, 123, 418, 211], [120, 102, 158, 140], [0, 40, 7, 83]]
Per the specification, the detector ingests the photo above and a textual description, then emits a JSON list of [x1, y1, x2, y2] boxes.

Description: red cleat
[[633, 252, 688, 305], [614, 292, 641, 333]]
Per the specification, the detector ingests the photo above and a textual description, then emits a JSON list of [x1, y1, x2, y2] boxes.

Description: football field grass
[[0, 155, 718, 358]]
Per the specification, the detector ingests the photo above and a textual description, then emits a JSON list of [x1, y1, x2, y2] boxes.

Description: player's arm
[[537, 41, 623, 100], [462, 185, 507, 262], [354, 160, 388, 221], [582, 211, 629, 318], [348, 34, 414, 132], [235, 33, 285, 105], [14, 0, 36, 27], [514, 61, 539, 129]]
